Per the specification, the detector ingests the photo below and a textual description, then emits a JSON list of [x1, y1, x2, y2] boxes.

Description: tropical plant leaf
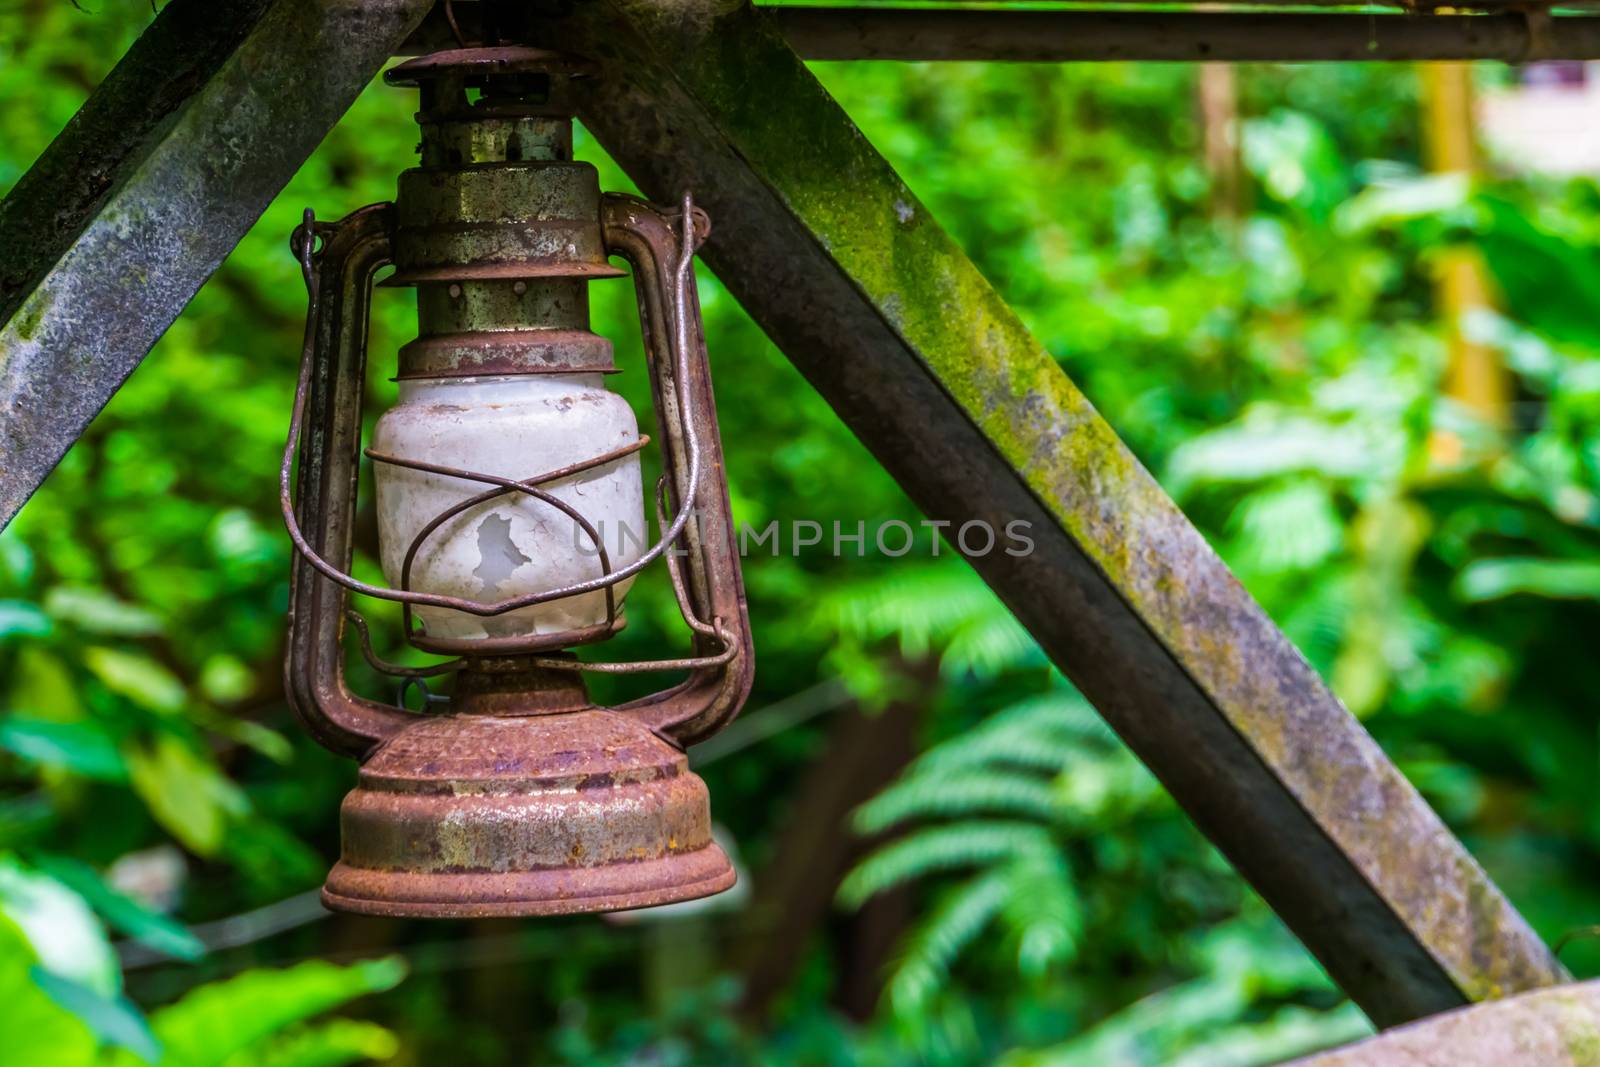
[[221, 1019, 400, 1067], [912, 691, 1112, 778], [44, 587, 164, 637], [997, 855, 1081, 979], [1475, 193, 1600, 348], [939, 612, 1041, 681], [0, 915, 97, 1067], [0, 599, 52, 640], [31, 853, 204, 963], [32, 967, 161, 1063], [1454, 556, 1600, 602], [1227, 479, 1344, 575], [146, 957, 407, 1067], [819, 562, 1010, 661], [0, 854, 120, 995], [1165, 411, 1392, 498], [0, 718, 127, 781], [124, 736, 249, 857], [84, 648, 186, 715]]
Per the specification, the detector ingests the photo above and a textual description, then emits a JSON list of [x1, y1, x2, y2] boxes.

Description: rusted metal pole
[[554, 0, 1567, 1026], [769, 9, 1600, 63], [0, 0, 433, 529]]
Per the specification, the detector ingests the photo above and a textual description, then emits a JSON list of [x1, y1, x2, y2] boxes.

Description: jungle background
[[4, 3, 1600, 1065]]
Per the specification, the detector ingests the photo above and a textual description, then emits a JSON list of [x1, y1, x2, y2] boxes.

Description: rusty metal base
[[319, 707, 736, 918], [323, 842, 735, 917]]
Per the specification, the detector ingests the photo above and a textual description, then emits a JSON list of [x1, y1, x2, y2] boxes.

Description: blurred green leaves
[[140, 957, 406, 1067], [30, 854, 204, 963], [1, 8, 1599, 1064], [125, 736, 249, 858], [0, 600, 52, 639], [85, 649, 186, 717], [0, 718, 126, 782]]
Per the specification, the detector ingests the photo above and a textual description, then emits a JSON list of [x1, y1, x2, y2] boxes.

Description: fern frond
[[884, 867, 1013, 1019], [1053, 747, 1165, 825], [818, 563, 1006, 659], [838, 822, 1058, 907], [1228, 479, 1343, 575], [999, 856, 1083, 979], [913, 691, 1112, 777], [941, 611, 1042, 681], [961, 689, 1108, 743], [916, 731, 1083, 776], [853, 774, 1060, 834]]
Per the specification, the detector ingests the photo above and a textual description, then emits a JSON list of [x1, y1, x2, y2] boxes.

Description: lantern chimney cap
[[384, 46, 597, 89]]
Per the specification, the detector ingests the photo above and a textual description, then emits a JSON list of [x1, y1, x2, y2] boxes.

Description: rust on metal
[[324, 708, 734, 918], [396, 329, 620, 379], [549, 0, 1565, 1022], [282, 46, 753, 917]]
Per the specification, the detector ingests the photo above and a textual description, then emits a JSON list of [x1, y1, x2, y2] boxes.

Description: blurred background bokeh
[[4, 3, 1600, 1064]]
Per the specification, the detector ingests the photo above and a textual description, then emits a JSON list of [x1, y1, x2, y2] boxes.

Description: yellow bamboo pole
[[1419, 61, 1510, 455]]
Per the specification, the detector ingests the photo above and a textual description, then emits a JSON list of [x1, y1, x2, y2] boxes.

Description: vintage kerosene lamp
[[278, 46, 752, 917]]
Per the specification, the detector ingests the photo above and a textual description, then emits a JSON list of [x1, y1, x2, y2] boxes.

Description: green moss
[[7, 289, 50, 343]]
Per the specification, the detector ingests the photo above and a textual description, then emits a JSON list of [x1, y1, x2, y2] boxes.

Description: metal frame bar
[[771, 9, 1600, 63], [0, 0, 434, 529], [0, 0, 1572, 1029], [404, 2, 1598, 64], [551, 0, 1567, 1026]]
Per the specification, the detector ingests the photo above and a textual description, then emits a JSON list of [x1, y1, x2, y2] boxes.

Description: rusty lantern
[[278, 47, 752, 917]]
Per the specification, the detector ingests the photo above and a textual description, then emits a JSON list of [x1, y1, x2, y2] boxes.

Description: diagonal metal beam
[[1284, 980, 1600, 1065], [553, 0, 1567, 1025], [0, 0, 433, 529]]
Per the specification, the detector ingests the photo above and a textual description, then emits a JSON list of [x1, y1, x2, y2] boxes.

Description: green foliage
[[3, 6, 1600, 1064], [0, 717, 127, 781], [136, 957, 406, 1067], [31, 854, 205, 963], [0, 915, 100, 1064], [999, 907, 1369, 1067], [820, 56, 1600, 1067]]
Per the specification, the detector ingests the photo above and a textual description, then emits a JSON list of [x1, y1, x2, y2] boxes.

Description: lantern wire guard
[[277, 46, 754, 918], [282, 195, 737, 675]]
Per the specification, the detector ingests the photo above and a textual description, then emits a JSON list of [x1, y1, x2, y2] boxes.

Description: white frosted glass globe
[[371, 374, 646, 642]]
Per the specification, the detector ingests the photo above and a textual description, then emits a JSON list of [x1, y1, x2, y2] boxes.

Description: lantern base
[[322, 842, 735, 918], [319, 707, 736, 919]]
